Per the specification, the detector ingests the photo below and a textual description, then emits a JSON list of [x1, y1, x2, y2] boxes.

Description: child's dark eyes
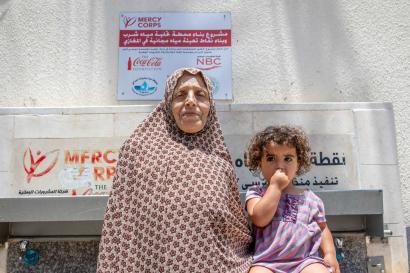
[[265, 155, 294, 162], [266, 155, 275, 161]]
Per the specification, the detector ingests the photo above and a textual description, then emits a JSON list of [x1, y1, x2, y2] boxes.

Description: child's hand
[[269, 169, 290, 190], [324, 253, 340, 273]]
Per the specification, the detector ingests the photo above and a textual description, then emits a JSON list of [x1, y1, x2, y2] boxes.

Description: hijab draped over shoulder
[[97, 68, 252, 273]]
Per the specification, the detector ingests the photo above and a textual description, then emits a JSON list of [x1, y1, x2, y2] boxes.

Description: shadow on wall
[[64, 1, 101, 103], [0, 0, 13, 22], [408, 227, 410, 267], [277, 1, 372, 101]]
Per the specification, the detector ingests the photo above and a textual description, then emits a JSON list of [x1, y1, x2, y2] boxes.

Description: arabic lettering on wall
[[235, 150, 348, 191], [310, 152, 346, 166]]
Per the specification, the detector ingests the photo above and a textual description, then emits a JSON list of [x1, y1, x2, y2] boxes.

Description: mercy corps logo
[[23, 148, 119, 184], [23, 148, 59, 183], [122, 15, 137, 28], [127, 57, 162, 70], [121, 15, 162, 28]]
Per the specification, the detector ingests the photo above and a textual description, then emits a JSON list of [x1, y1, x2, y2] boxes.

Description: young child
[[245, 126, 340, 273]]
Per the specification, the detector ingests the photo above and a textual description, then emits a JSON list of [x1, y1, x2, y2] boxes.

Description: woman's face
[[171, 73, 210, 134]]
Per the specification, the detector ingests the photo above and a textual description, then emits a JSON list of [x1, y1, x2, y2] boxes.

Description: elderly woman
[[97, 68, 252, 272]]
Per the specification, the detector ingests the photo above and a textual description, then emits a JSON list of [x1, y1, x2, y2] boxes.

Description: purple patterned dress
[[246, 186, 331, 273]]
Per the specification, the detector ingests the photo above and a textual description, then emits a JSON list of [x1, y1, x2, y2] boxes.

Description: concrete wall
[[0, 103, 407, 272], [1, 0, 410, 270]]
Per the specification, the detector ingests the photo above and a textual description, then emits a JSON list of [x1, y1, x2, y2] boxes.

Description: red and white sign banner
[[14, 139, 124, 196], [117, 12, 232, 100], [120, 30, 231, 47]]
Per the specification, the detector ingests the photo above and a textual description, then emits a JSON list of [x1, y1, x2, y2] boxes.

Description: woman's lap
[[249, 265, 274, 273], [249, 262, 330, 273], [300, 262, 330, 273]]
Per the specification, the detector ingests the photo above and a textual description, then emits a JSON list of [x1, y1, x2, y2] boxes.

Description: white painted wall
[[1, 0, 410, 267]]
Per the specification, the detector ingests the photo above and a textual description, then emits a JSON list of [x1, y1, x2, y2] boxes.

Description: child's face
[[260, 141, 299, 185]]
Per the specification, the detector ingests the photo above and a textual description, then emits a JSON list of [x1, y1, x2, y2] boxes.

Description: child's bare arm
[[247, 169, 290, 227], [246, 183, 281, 227], [318, 222, 340, 273]]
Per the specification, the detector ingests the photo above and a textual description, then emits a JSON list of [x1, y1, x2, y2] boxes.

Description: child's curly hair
[[245, 125, 311, 176]]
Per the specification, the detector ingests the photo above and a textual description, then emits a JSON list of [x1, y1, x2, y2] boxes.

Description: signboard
[[225, 134, 358, 193], [14, 139, 123, 196], [13, 134, 357, 197], [117, 12, 232, 100]]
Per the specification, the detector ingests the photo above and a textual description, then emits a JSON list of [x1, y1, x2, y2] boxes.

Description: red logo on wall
[[23, 148, 59, 183], [127, 57, 162, 70], [122, 16, 137, 28]]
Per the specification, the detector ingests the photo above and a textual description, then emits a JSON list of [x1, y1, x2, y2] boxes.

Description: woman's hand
[[323, 253, 340, 273], [269, 169, 290, 190]]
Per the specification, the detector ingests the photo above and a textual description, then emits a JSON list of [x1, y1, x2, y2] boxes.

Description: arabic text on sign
[[120, 30, 231, 47]]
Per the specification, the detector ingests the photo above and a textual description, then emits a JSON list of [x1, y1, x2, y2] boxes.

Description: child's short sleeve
[[245, 185, 265, 212], [310, 191, 326, 223]]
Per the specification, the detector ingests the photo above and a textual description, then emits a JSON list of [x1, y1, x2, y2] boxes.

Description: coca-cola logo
[[127, 57, 162, 70]]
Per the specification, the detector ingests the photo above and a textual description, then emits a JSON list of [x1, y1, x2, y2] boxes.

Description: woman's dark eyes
[[266, 156, 274, 161], [173, 90, 185, 98], [174, 90, 207, 98], [285, 157, 293, 162]]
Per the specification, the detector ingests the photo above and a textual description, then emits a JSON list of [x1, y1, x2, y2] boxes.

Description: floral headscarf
[[97, 68, 252, 273]]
